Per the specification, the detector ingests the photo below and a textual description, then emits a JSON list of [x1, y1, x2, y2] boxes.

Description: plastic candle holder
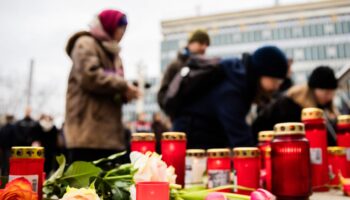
[[301, 108, 329, 191], [136, 182, 169, 200], [131, 133, 156, 154], [161, 132, 187, 186]]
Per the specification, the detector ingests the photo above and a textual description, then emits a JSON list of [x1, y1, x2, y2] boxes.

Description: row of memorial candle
[[131, 113, 350, 195]]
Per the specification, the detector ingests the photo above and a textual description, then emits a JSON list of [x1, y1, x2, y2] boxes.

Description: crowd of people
[[0, 8, 348, 174], [0, 108, 63, 175]]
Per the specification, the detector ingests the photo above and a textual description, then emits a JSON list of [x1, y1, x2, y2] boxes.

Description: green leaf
[[61, 161, 102, 188], [92, 151, 127, 165], [45, 154, 66, 184]]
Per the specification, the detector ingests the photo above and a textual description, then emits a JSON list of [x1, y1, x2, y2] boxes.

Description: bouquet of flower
[[43, 151, 274, 200]]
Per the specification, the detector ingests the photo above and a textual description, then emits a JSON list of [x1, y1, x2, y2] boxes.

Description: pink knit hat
[[98, 9, 127, 37]]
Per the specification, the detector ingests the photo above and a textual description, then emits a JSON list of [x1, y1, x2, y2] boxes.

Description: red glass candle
[[131, 133, 156, 154], [161, 132, 186, 187], [207, 148, 231, 192], [301, 108, 329, 191], [185, 149, 207, 188], [337, 115, 350, 177], [233, 147, 260, 195], [136, 182, 169, 200], [271, 123, 311, 200], [9, 147, 45, 200], [328, 147, 348, 187], [258, 131, 274, 191]]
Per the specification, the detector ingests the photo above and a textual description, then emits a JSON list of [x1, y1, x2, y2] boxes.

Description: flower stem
[[103, 175, 133, 181]]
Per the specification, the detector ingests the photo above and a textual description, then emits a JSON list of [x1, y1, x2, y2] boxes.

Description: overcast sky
[[0, 0, 309, 120]]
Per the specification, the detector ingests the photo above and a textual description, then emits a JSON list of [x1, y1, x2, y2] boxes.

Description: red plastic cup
[[136, 182, 169, 200]]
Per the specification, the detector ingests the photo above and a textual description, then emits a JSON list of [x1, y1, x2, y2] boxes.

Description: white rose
[[60, 187, 100, 200], [130, 151, 177, 200], [130, 151, 177, 183]]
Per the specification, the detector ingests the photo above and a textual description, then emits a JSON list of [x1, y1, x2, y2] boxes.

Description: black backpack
[[161, 56, 225, 117]]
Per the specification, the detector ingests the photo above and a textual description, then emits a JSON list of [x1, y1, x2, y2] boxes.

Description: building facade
[[124, 0, 350, 122], [161, 0, 350, 83]]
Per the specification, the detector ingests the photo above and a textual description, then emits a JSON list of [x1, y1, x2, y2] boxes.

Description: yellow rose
[[60, 187, 101, 200]]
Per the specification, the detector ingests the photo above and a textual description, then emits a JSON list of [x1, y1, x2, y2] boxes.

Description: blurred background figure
[[32, 114, 58, 175], [158, 29, 210, 113], [133, 112, 152, 132], [253, 66, 338, 145], [159, 45, 288, 149], [64, 9, 140, 163], [0, 114, 16, 175], [151, 112, 169, 153], [277, 58, 294, 96], [15, 107, 36, 146]]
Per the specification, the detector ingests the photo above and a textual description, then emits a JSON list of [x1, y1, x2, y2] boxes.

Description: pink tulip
[[250, 189, 275, 200]]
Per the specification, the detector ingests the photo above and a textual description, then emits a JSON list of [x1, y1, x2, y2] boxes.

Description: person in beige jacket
[[64, 9, 139, 162]]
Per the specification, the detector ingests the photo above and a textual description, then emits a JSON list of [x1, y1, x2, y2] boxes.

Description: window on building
[[254, 30, 261, 41], [326, 46, 337, 59], [310, 24, 317, 37], [324, 24, 335, 35], [272, 29, 279, 40], [262, 30, 271, 39], [294, 49, 304, 60], [226, 34, 232, 44], [233, 33, 241, 43], [318, 46, 326, 60], [285, 48, 293, 58], [249, 31, 255, 42], [342, 21, 350, 33], [303, 25, 311, 37], [336, 22, 343, 34], [312, 46, 318, 60], [316, 24, 324, 36], [285, 27, 291, 39], [345, 43, 350, 58], [305, 47, 312, 60], [242, 32, 249, 43], [279, 27, 286, 39], [292, 27, 303, 38], [338, 43, 345, 58]]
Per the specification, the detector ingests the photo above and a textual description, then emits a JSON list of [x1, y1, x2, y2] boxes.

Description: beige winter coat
[[64, 31, 127, 150]]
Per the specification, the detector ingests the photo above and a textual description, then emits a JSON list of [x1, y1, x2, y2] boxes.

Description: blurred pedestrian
[[0, 114, 16, 175], [134, 113, 152, 132], [15, 107, 36, 146], [158, 29, 210, 113], [32, 114, 58, 175], [151, 112, 169, 153], [159, 46, 288, 149], [253, 66, 338, 145], [64, 9, 140, 163]]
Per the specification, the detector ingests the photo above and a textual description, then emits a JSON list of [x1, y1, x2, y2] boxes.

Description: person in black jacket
[[32, 114, 58, 174], [253, 66, 339, 145], [0, 114, 17, 175], [158, 29, 210, 113], [15, 107, 36, 146], [159, 46, 289, 149]]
